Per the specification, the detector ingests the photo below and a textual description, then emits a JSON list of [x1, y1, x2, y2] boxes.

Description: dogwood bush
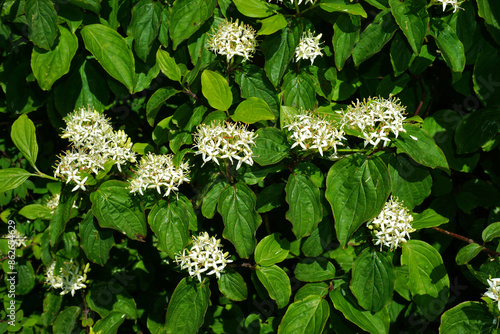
[[1, 0, 500, 333]]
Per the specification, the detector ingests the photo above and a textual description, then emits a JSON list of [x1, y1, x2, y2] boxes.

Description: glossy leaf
[[201, 179, 228, 219], [233, 0, 275, 18], [439, 301, 495, 333], [18, 204, 51, 220], [79, 211, 115, 266], [476, 0, 500, 45], [218, 269, 248, 301], [169, 0, 216, 49], [411, 208, 449, 230], [333, 14, 361, 71], [0, 168, 31, 193], [201, 70, 232, 111], [232, 97, 275, 124], [320, 0, 367, 18], [86, 282, 138, 319], [429, 18, 465, 75], [278, 295, 330, 334], [53, 306, 81, 334], [294, 258, 336, 282], [93, 312, 126, 334], [454, 109, 500, 154], [146, 87, 179, 126], [41, 293, 63, 326], [129, 0, 162, 62], [455, 243, 482, 265], [282, 72, 317, 110], [16, 260, 35, 295], [253, 127, 291, 166], [258, 14, 288, 35], [26, 0, 58, 50], [254, 233, 290, 266], [389, 0, 428, 54], [482, 222, 500, 243], [256, 264, 291, 309], [157, 49, 182, 82], [11, 114, 38, 170], [50, 189, 77, 247]]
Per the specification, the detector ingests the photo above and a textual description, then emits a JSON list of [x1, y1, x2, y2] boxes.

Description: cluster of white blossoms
[[45, 193, 60, 213], [175, 232, 233, 282], [436, 0, 462, 13], [129, 153, 190, 197], [207, 19, 258, 62], [268, 0, 315, 5], [284, 111, 346, 157], [54, 108, 136, 191], [485, 278, 500, 311], [193, 121, 257, 170], [3, 229, 27, 248], [45, 260, 90, 296], [367, 197, 415, 251], [341, 96, 407, 147], [295, 30, 323, 65]]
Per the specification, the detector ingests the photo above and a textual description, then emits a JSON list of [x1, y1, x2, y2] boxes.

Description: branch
[[431, 226, 500, 257]]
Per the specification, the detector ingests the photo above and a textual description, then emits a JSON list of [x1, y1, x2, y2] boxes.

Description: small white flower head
[[284, 111, 346, 157], [295, 30, 323, 65], [3, 229, 27, 248], [45, 260, 90, 296], [45, 193, 60, 213], [435, 0, 462, 13], [341, 96, 407, 148], [485, 278, 500, 311], [367, 196, 415, 251], [129, 153, 190, 197], [207, 19, 258, 62], [174, 232, 233, 282], [193, 121, 257, 170], [268, 0, 315, 5]]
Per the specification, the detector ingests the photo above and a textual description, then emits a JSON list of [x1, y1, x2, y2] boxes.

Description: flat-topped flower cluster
[[175, 232, 233, 282], [436, 0, 462, 12], [207, 19, 258, 62], [45, 260, 90, 296]]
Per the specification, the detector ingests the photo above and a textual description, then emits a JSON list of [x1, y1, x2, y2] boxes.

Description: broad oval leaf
[[235, 65, 279, 115], [218, 268, 248, 301], [15, 259, 35, 295], [41, 293, 63, 326], [482, 222, 500, 243], [11, 114, 38, 170], [201, 179, 229, 219], [455, 243, 482, 265], [129, 0, 162, 62], [68, 0, 101, 14], [232, 97, 275, 124], [26, 0, 58, 50], [350, 248, 395, 312], [294, 257, 336, 282], [53, 306, 81, 334], [146, 87, 179, 126], [90, 180, 147, 241], [439, 301, 496, 334], [0, 168, 31, 193], [477, 0, 500, 45], [282, 72, 317, 110], [233, 0, 275, 18], [320, 0, 367, 18], [79, 211, 115, 266], [165, 278, 210, 334], [333, 14, 361, 71], [157, 49, 182, 82], [254, 233, 290, 266], [401, 240, 450, 320], [411, 208, 449, 230], [81, 24, 135, 93], [258, 14, 288, 35], [278, 295, 330, 334], [253, 127, 291, 166], [325, 155, 391, 247], [388, 0, 428, 54], [201, 70, 232, 111], [454, 109, 500, 154], [86, 282, 138, 320], [256, 264, 291, 309], [218, 182, 262, 258], [429, 18, 465, 75], [50, 189, 78, 247], [92, 312, 126, 334]]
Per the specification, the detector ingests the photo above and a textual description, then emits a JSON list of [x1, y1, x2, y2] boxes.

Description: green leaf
[[148, 196, 194, 258], [50, 189, 77, 247], [41, 293, 63, 326], [333, 14, 361, 71], [86, 282, 138, 319], [0, 168, 31, 194], [455, 244, 482, 265], [330, 284, 390, 334], [258, 14, 288, 35], [472, 43, 500, 108], [352, 9, 398, 66], [326, 155, 391, 247], [278, 295, 330, 334], [81, 24, 135, 93], [68, 0, 101, 14], [256, 264, 291, 309], [25, 0, 58, 50], [350, 249, 395, 312], [90, 180, 147, 241], [256, 183, 285, 213], [146, 87, 179, 126], [390, 32, 416, 76], [233, 0, 275, 18], [201, 70, 232, 111], [302, 217, 334, 257], [454, 109, 500, 154], [79, 211, 115, 266], [285, 174, 322, 239], [218, 269, 248, 301], [165, 278, 210, 334], [320, 0, 367, 17], [294, 258, 336, 282], [133, 59, 161, 94], [476, 0, 500, 45], [159, 6, 170, 47], [19, 204, 52, 220], [129, 0, 162, 62], [429, 18, 465, 75], [157, 49, 182, 82], [235, 65, 279, 115], [218, 183, 262, 258], [169, 0, 216, 50], [232, 97, 275, 124], [294, 282, 329, 302], [93, 312, 126, 334], [483, 222, 500, 243], [411, 208, 449, 230], [201, 179, 228, 219], [401, 240, 450, 320], [388, 0, 428, 54], [282, 72, 317, 110], [253, 127, 291, 166], [387, 154, 432, 209], [394, 125, 449, 169], [53, 306, 81, 334], [15, 259, 35, 295], [375, 73, 410, 97], [11, 114, 38, 170], [439, 301, 496, 333], [254, 233, 290, 266], [31, 26, 78, 91]]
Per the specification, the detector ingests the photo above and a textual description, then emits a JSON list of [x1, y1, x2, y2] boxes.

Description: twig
[[432, 227, 500, 257]]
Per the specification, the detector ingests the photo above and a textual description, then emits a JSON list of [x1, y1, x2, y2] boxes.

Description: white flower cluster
[[436, 0, 462, 12], [3, 229, 27, 248], [485, 278, 500, 311], [54, 108, 136, 191], [46, 193, 60, 213], [207, 19, 258, 62], [268, 0, 315, 5], [45, 260, 90, 296], [284, 111, 346, 156], [129, 153, 190, 197], [295, 30, 323, 65], [341, 96, 407, 147], [175, 232, 233, 282], [193, 121, 257, 170], [367, 197, 415, 251]]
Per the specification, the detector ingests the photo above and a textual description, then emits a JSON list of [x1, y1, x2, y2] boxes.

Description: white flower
[[340, 96, 407, 148], [435, 0, 462, 13], [175, 232, 233, 282], [295, 30, 323, 65], [45, 260, 90, 296], [129, 153, 190, 197], [46, 193, 60, 213], [207, 19, 257, 62], [485, 278, 500, 311], [3, 229, 27, 248], [268, 0, 315, 5], [284, 111, 345, 157], [193, 121, 257, 170], [367, 196, 415, 251]]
